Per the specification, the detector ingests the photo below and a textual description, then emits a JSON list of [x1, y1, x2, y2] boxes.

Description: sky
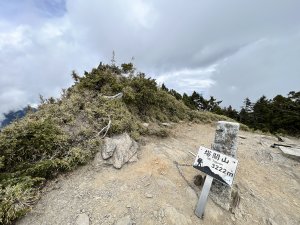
[[0, 0, 300, 119]]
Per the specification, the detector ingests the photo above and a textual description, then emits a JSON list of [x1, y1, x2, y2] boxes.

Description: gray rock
[[101, 133, 139, 169], [75, 213, 89, 225], [111, 133, 139, 169], [210, 121, 240, 211], [102, 137, 116, 159], [115, 215, 132, 225], [164, 206, 191, 225], [212, 121, 240, 158]]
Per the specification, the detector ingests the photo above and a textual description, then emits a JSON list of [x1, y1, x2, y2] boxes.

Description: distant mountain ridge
[[0, 108, 36, 128]]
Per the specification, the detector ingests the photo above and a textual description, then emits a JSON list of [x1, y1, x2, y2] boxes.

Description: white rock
[[142, 123, 149, 127]]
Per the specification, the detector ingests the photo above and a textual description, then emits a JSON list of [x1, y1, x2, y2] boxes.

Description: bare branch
[[97, 118, 112, 138], [102, 92, 123, 100]]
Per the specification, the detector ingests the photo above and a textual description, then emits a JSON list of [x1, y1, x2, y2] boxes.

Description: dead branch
[[102, 92, 123, 100], [97, 118, 112, 138]]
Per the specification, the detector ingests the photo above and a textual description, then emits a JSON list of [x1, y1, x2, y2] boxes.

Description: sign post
[[194, 175, 213, 218], [193, 121, 240, 218], [193, 147, 238, 218]]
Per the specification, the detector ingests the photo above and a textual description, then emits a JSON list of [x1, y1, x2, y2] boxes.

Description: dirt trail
[[16, 123, 300, 225]]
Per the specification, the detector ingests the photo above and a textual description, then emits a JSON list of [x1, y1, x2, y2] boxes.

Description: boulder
[[101, 133, 139, 169]]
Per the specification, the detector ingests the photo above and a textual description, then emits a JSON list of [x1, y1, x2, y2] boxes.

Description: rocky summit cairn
[[209, 121, 240, 210]]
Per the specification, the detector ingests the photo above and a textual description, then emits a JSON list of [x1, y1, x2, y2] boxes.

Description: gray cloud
[[0, 0, 300, 118], [210, 34, 300, 108]]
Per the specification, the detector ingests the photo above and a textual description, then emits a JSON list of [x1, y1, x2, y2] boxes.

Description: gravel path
[[16, 123, 300, 225]]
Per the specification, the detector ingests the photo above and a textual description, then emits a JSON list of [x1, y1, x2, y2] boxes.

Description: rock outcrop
[[101, 133, 139, 169]]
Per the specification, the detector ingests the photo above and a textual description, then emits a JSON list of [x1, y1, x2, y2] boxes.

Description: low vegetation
[[0, 62, 242, 224]]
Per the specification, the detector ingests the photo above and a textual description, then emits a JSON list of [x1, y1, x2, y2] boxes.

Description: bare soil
[[16, 123, 300, 225]]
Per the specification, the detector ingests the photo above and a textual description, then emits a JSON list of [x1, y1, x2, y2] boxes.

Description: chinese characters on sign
[[193, 146, 238, 186]]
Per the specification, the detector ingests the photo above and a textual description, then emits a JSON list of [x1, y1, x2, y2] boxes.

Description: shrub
[[0, 178, 41, 225], [0, 118, 68, 172]]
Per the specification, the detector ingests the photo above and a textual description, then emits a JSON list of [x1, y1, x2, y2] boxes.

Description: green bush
[[0, 118, 68, 172], [0, 177, 41, 225]]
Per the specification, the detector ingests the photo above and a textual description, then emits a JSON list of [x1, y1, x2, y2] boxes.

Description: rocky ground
[[16, 122, 300, 225]]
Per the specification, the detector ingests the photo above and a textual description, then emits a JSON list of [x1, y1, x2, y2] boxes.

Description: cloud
[[0, 0, 300, 118], [156, 66, 217, 95], [210, 34, 300, 108]]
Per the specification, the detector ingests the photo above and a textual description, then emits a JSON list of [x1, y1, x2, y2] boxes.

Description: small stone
[[75, 213, 89, 225], [145, 193, 153, 198], [142, 123, 149, 128], [193, 174, 205, 186], [115, 215, 133, 225], [126, 205, 131, 208]]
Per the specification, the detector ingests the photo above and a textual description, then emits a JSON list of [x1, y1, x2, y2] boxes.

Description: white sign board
[[193, 146, 238, 186]]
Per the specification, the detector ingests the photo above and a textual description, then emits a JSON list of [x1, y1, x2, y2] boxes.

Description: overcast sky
[[1, 0, 300, 119]]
